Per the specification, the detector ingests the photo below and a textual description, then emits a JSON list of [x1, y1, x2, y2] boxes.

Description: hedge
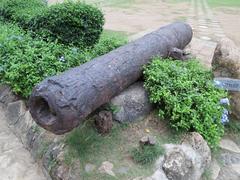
[[29, 2, 105, 47], [0, 0, 47, 28], [0, 1, 105, 48]]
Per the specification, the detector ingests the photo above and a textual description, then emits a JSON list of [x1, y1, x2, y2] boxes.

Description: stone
[[187, 37, 217, 69], [230, 164, 240, 175], [181, 132, 211, 169], [110, 82, 153, 123], [116, 166, 129, 175], [85, 163, 96, 173], [162, 145, 193, 180], [150, 169, 169, 180], [7, 100, 26, 125], [14, 110, 35, 144], [94, 111, 113, 134], [0, 105, 46, 180], [210, 159, 221, 180], [50, 164, 69, 180], [0, 85, 18, 105], [216, 166, 240, 180], [162, 134, 211, 180], [212, 38, 240, 120], [98, 161, 115, 177], [220, 139, 240, 153], [168, 47, 190, 60], [220, 152, 240, 165], [140, 135, 157, 146]]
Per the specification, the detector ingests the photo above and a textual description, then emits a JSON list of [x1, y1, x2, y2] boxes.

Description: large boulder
[[162, 144, 196, 180], [181, 132, 211, 170], [162, 133, 211, 180], [212, 38, 240, 120], [110, 82, 153, 123]]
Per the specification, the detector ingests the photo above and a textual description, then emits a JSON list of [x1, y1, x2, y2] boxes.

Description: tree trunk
[[29, 22, 193, 134]]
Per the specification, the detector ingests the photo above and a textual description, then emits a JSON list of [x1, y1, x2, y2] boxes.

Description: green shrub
[[0, 23, 73, 97], [143, 58, 227, 148], [0, 0, 47, 27], [131, 144, 164, 165], [29, 2, 105, 47], [0, 22, 126, 97]]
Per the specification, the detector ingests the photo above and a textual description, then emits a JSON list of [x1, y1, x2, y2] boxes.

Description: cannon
[[29, 22, 193, 134]]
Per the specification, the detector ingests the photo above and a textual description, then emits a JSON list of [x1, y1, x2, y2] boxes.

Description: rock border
[[0, 84, 75, 180]]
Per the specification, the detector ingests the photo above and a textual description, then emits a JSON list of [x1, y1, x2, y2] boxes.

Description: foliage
[[202, 169, 213, 180], [143, 58, 227, 148], [0, 0, 47, 28], [0, 22, 127, 97], [29, 2, 104, 47], [131, 144, 164, 165]]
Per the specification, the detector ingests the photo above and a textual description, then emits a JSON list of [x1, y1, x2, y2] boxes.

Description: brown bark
[[29, 22, 193, 134]]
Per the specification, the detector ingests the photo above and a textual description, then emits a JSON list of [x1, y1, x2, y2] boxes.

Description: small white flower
[[59, 56, 65, 62]]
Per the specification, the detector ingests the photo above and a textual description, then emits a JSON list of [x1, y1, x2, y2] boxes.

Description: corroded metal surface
[[29, 22, 193, 134]]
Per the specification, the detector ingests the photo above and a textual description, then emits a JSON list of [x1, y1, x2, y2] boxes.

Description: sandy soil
[[48, 0, 190, 35], [102, 0, 190, 34], [0, 106, 46, 180], [214, 7, 240, 46], [48, 0, 240, 46]]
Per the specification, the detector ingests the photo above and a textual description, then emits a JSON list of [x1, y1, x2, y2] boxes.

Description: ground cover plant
[[144, 58, 227, 149], [131, 143, 164, 165], [0, 22, 127, 97], [64, 116, 170, 179]]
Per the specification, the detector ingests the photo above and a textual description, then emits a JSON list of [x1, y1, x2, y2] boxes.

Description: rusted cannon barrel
[[29, 22, 193, 134]]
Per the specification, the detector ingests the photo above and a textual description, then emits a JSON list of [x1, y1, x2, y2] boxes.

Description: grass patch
[[202, 168, 213, 180], [170, 0, 240, 7], [64, 116, 170, 179], [85, 0, 136, 8], [65, 118, 128, 164], [207, 0, 240, 7], [131, 144, 164, 165]]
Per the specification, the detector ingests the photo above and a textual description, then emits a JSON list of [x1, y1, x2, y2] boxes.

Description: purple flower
[[220, 98, 230, 106]]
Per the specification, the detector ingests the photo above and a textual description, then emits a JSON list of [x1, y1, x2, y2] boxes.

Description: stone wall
[[0, 85, 77, 180]]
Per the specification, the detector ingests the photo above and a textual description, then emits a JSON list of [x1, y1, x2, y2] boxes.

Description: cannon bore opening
[[31, 97, 57, 127]]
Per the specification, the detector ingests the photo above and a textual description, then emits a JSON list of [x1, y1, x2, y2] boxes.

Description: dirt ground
[[214, 7, 240, 46], [48, 0, 240, 46], [102, 1, 189, 35]]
